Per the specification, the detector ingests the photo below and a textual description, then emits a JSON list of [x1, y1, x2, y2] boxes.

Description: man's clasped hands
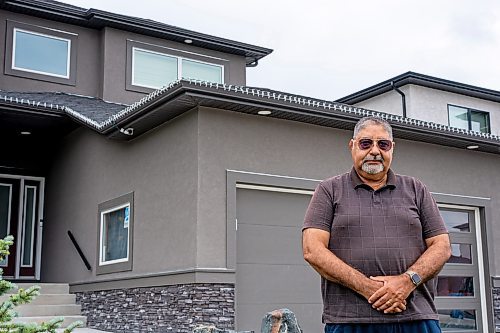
[[361, 274, 416, 314]]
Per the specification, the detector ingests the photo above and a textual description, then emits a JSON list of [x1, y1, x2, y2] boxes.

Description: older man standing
[[302, 116, 451, 333]]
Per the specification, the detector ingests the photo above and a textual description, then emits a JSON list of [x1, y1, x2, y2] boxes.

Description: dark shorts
[[324, 320, 441, 333]]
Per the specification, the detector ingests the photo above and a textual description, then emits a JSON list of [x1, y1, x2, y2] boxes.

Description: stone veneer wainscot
[[76, 283, 235, 333]]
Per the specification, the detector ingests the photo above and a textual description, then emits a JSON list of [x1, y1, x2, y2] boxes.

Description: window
[[182, 58, 223, 83], [13, 29, 70, 78], [5, 21, 77, 85], [131, 47, 223, 89], [97, 192, 133, 274], [448, 105, 490, 133], [127, 41, 225, 92], [132, 49, 178, 89]]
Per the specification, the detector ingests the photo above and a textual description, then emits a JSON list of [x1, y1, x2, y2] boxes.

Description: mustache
[[363, 155, 384, 163]]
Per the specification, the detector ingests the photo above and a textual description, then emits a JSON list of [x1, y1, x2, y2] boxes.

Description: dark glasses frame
[[354, 138, 393, 151]]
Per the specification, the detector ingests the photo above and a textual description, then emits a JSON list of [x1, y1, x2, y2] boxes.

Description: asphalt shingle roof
[[0, 90, 127, 123]]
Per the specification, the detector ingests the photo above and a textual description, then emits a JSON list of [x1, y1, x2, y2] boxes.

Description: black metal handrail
[[67, 230, 91, 271]]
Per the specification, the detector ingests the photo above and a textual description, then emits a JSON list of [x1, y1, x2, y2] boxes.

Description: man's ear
[[348, 139, 354, 150]]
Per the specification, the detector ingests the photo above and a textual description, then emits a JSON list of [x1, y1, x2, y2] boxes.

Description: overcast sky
[[64, 0, 500, 101]]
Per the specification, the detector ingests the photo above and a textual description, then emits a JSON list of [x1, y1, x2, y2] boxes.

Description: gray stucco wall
[[195, 107, 500, 275], [42, 105, 500, 288], [351, 87, 410, 117], [42, 110, 199, 283]]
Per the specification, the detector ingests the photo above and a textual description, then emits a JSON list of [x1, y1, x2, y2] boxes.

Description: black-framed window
[[96, 192, 134, 275], [4, 20, 78, 86], [126, 40, 226, 93], [448, 104, 490, 134]]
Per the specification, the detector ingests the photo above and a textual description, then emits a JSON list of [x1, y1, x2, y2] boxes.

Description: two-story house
[[2, 1, 500, 332]]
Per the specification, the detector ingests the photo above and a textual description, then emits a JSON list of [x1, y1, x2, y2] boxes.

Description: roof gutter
[[391, 81, 407, 118]]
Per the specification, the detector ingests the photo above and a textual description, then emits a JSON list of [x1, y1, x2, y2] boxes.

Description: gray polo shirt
[[303, 168, 448, 323]]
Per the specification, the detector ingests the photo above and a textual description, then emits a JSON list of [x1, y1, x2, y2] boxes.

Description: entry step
[[12, 315, 87, 327], [8, 283, 69, 294]]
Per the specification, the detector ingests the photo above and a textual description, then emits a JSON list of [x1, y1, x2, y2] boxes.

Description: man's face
[[349, 124, 394, 179]]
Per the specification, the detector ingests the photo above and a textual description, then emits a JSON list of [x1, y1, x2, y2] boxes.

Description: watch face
[[412, 273, 422, 285]]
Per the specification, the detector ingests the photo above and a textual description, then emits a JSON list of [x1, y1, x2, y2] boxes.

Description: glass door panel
[[0, 184, 12, 266], [21, 186, 36, 267], [19, 181, 39, 278], [0, 178, 20, 277]]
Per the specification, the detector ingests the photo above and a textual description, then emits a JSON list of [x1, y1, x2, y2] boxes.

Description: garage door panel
[[237, 223, 304, 264], [236, 263, 321, 304], [237, 303, 323, 333], [236, 187, 322, 332], [236, 188, 311, 227]]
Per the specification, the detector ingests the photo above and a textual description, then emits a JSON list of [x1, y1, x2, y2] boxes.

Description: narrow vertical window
[[0, 184, 12, 267], [21, 186, 36, 267]]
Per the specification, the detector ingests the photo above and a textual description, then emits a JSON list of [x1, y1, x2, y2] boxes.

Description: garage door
[[235, 186, 323, 332]]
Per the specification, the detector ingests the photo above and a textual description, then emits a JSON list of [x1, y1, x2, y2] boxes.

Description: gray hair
[[353, 116, 393, 139]]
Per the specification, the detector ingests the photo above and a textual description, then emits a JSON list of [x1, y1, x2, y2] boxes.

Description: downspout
[[391, 81, 407, 118], [247, 59, 259, 67]]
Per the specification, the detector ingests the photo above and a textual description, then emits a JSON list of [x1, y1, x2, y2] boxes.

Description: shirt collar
[[350, 167, 397, 190]]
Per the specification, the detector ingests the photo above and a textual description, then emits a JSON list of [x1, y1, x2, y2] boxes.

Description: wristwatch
[[405, 270, 422, 287]]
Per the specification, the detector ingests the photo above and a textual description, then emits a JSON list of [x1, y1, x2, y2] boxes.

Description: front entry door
[[0, 177, 43, 280]]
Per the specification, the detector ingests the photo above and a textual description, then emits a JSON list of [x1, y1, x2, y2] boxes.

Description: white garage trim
[[227, 169, 322, 182], [236, 183, 314, 196]]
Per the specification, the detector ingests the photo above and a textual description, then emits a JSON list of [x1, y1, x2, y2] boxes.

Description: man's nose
[[369, 143, 381, 155]]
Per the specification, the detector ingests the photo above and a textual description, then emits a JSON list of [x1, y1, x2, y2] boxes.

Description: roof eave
[[101, 81, 500, 155]]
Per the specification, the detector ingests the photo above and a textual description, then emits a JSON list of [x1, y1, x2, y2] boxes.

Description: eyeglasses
[[355, 138, 393, 151]]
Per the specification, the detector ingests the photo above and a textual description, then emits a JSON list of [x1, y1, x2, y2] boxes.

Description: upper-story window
[[448, 105, 490, 134], [5, 21, 78, 85], [126, 40, 226, 93], [13, 29, 71, 78]]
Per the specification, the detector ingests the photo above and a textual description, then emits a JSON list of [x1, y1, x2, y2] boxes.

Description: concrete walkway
[[56, 329, 110, 333]]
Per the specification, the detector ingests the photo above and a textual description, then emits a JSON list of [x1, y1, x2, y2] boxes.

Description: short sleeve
[[303, 182, 334, 232], [418, 182, 449, 239]]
